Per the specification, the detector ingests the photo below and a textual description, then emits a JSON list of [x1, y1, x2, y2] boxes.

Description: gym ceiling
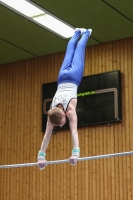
[[0, 0, 133, 65]]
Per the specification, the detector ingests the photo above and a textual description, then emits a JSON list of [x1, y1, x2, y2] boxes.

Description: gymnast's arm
[[67, 99, 79, 149], [67, 102, 80, 165], [37, 118, 54, 169], [40, 119, 54, 151], [67, 109, 79, 148]]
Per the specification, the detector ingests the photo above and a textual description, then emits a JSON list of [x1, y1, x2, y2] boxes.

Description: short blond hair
[[48, 107, 63, 125]]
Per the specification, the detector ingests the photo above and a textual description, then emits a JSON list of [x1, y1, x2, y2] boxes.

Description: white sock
[[74, 28, 80, 32], [80, 28, 87, 34], [88, 29, 92, 35]]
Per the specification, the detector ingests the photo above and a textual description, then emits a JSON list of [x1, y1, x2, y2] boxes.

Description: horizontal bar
[[0, 151, 133, 169]]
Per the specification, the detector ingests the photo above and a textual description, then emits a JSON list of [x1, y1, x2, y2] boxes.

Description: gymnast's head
[[48, 107, 66, 127]]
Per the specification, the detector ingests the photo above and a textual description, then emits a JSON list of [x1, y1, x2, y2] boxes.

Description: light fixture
[[0, 0, 44, 17], [33, 14, 74, 38], [0, 0, 75, 38]]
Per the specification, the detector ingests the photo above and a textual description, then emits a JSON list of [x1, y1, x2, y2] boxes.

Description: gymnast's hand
[[38, 159, 47, 170], [69, 155, 78, 166]]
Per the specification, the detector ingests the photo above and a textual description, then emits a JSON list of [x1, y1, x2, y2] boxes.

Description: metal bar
[[0, 151, 133, 169]]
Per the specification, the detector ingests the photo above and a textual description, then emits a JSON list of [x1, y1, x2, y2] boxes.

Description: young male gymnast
[[38, 28, 92, 169]]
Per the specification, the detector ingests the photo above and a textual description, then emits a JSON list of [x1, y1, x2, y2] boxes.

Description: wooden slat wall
[[0, 37, 133, 200]]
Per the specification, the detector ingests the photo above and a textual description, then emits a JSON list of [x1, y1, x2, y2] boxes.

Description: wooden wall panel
[[0, 37, 133, 200]]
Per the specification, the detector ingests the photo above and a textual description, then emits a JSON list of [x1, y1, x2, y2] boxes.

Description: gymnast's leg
[[71, 29, 92, 86], [58, 29, 81, 84]]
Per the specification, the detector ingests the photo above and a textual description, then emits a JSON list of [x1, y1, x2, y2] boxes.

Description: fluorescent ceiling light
[[0, 0, 74, 38], [0, 0, 44, 17], [33, 14, 74, 38]]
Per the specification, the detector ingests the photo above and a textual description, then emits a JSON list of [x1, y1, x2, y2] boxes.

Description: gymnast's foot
[[88, 29, 92, 35], [80, 28, 87, 34], [75, 28, 92, 35], [74, 28, 80, 32], [75, 28, 87, 35]]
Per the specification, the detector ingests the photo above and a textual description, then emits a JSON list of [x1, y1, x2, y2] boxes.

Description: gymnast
[[38, 28, 92, 169]]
